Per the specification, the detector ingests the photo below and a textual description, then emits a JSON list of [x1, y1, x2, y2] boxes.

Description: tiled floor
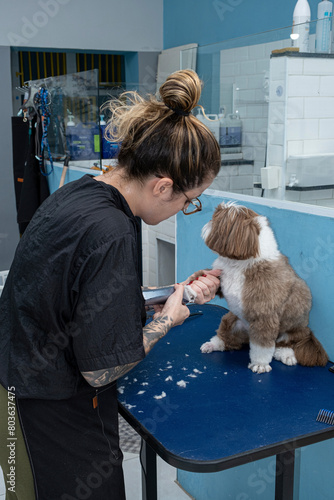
[[119, 415, 192, 499], [0, 416, 193, 499], [123, 452, 193, 500], [0, 468, 4, 498], [0, 456, 191, 500]]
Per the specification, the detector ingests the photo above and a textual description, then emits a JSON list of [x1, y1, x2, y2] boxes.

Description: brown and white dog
[[200, 202, 328, 373]]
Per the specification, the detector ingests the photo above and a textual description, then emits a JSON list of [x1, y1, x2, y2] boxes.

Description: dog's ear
[[205, 205, 260, 260], [203, 205, 225, 253], [226, 217, 260, 259]]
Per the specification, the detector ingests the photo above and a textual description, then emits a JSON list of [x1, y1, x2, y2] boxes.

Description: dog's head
[[202, 202, 263, 260]]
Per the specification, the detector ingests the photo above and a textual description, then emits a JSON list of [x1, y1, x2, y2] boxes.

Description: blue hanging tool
[[34, 87, 54, 176]]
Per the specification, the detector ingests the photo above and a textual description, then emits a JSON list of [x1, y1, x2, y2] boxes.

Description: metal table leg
[[275, 449, 295, 500], [140, 440, 157, 500]]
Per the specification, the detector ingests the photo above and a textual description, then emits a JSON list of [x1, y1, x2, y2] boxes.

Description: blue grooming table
[[118, 304, 334, 500]]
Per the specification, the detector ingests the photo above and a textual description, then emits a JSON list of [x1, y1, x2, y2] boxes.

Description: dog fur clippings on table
[[200, 202, 328, 374]]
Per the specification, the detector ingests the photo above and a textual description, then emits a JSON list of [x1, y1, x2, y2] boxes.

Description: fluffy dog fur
[[200, 202, 328, 373]]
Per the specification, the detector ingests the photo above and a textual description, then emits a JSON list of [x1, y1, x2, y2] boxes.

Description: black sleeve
[[71, 235, 145, 372]]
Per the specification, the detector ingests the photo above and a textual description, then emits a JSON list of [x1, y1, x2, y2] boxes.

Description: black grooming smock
[[0, 175, 146, 499], [0, 174, 146, 399]]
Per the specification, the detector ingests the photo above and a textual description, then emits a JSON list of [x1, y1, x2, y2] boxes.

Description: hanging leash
[[34, 87, 54, 176]]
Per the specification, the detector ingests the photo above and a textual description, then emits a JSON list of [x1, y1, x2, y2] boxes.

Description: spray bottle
[[292, 0, 311, 52], [316, 0, 333, 53]]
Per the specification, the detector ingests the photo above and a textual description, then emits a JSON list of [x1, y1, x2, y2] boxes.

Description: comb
[[316, 409, 334, 425]]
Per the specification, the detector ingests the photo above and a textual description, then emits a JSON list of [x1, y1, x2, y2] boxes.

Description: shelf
[[271, 51, 334, 59], [221, 159, 254, 166], [254, 182, 334, 191]]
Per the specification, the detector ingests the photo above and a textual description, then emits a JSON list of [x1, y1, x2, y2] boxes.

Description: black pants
[[17, 383, 126, 500]]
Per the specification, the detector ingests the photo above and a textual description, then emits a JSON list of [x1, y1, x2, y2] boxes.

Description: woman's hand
[[183, 269, 221, 305], [152, 284, 190, 327]]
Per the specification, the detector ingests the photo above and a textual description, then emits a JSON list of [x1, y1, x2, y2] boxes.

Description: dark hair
[[104, 70, 220, 192]]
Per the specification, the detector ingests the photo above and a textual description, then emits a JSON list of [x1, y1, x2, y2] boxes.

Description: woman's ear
[[152, 177, 174, 198]]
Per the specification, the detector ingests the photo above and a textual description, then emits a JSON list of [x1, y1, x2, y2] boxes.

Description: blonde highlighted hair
[[103, 70, 220, 191]]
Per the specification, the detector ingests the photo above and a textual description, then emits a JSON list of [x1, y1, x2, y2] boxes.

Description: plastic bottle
[[220, 113, 242, 154], [65, 114, 99, 161], [100, 115, 119, 159], [91, 122, 101, 159], [292, 0, 311, 52], [65, 113, 78, 159], [206, 114, 220, 143], [100, 115, 108, 159], [66, 113, 75, 127], [195, 109, 220, 143], [218, 108, 228, 150], [315, 1, 333, 53]]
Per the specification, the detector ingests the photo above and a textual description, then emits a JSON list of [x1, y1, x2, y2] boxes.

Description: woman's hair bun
[[103, 68, 220, 192], [159, 69, 202, 114]]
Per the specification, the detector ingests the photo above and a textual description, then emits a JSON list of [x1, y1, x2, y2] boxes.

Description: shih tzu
[[200, 202, 328, 374]]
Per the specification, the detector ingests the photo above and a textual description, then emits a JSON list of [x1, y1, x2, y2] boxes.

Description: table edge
[[118, 403, 334, 473]]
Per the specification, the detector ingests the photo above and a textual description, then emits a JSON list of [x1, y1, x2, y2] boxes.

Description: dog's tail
[[292, 328, 328, 367]]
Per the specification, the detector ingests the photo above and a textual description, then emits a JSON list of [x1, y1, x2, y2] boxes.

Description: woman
[[0, 69, 221, 499]]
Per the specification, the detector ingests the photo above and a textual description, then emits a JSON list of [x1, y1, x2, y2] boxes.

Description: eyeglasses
[[182, 194, 202, 215], [155, 175, 203, 215]]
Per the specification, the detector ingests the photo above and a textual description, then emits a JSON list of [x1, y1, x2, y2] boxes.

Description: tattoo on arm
[[142, 315, 173, 353], [82, 361, 139, 387], [81, 315, 173, 387]]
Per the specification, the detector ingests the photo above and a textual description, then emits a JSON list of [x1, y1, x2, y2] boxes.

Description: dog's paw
[[200, 336, 225, 353], [200, 342, 215, 353], [274, 347, 297, 366], [248, 362, 272, 374]]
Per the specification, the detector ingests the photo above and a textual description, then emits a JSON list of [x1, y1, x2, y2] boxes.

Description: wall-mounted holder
[[261, 166, 281, 190]]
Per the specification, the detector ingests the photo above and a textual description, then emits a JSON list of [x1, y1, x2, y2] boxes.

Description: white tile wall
[[268, 144, 284, 165], [268, 103, 286, 125], [287, 119, 319, 141], [303, 139, 334, 155], [268, 123, 285, 145], [248, 43, 265, 60], [319, 119, 334, 139], [219, 39, 291, 195], [287, 140, 304, 156], [319, 76, 334, 95], [267, 54, 334, 206], [287, 57, 304, 75], [300, 189, 334, 201], [317, 198, 334, 207], [304, 97, 334, 118], [303, 57, 334, 75], [287, 97, 304, 119], [288, 75, 320, 97], [142, 217, 176, 287], [230, 174, 254, 191], [285, 189, 301, 202], [269, 57, 287, 81]]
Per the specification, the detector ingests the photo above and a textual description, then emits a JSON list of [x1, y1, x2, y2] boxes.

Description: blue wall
[[176, 192, 334, 499], [163, 0, 320, 49]]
